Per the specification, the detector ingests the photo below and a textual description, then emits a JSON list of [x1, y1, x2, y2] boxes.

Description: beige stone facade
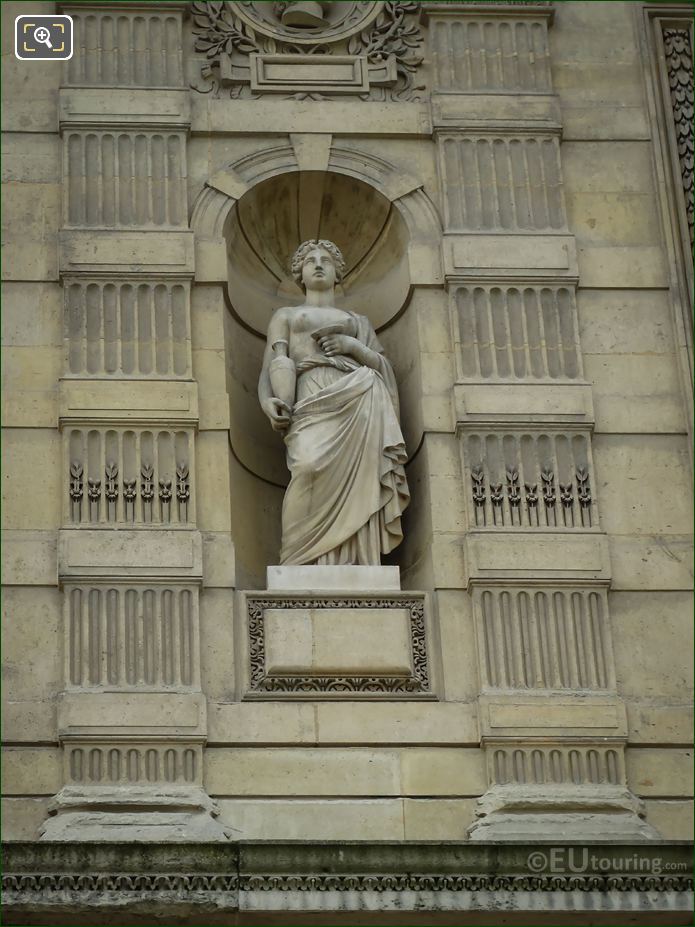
[[2, 0, 693, 921]]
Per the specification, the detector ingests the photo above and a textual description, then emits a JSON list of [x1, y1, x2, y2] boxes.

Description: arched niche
[[192, 154, 442, 586], [225, 171, 411, 337], [224, 169, 423, 487]]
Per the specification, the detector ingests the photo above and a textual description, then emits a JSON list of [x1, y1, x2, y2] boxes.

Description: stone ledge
[[422, 3, 554, 21], [267, 564, 401, 592], [191, 97, 433, 137], [57, 692, 207, 738], [2, 840, 692, 925]]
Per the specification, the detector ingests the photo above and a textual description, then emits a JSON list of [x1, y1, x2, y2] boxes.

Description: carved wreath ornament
[[190, 1, 425, 101]]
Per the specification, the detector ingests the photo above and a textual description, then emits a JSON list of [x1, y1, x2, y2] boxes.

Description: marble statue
[[259, 239, 410, 565]]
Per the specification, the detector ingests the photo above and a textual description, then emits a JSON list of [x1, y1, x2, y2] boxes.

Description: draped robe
[[280, 313, 409, 566]]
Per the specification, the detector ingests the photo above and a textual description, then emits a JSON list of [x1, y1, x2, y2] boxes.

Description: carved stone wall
[[1, 0, 692, 875]]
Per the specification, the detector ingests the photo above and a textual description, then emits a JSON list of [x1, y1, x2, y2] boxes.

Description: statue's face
[[301, 246, 337, 291]]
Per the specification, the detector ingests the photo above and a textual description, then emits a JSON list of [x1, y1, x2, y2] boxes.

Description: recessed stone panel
[[264, 606, 413, 675], [463, 531, 611, 584], [445, 234, 578, 278], [479, 695, 628, 739], [59, 528, 203, 580]]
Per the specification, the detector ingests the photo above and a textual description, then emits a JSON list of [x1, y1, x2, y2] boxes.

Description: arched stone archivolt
[[190, 139, 443, 335]]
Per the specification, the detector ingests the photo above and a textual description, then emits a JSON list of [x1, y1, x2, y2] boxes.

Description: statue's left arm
[[318, 317, 400, 418], [317, 333, 382, 371]]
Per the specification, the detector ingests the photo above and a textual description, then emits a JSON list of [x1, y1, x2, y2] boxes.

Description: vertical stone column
[[42, 2, 227, 840], [424, 0, 658, 840]]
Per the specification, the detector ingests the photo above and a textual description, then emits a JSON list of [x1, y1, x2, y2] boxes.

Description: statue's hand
[[262, 397, 292, 432], [318, 334, 359, 358]]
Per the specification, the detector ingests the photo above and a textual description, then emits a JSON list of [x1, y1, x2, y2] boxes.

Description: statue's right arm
[[258, 309, 292, 430]]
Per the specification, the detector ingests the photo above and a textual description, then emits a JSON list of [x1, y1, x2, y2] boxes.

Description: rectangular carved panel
[[431, 17, 552, 92], [64, 9, 184, 88], [65, 427, 194, 526], [462, 430, 597, 529], [66, 743, 202, 786], [64, 279, 191, 378], [489, 744, 624, 786], [243, 594, 433, 700], [65, 583, 200, 690], [473, 587, 615, 691], [439, 134, 566, 231], [64, 131, 187, 228], [248, 54, 372, 93], [463, 533, 611, 585], [453, 284, 583, 381], [263, 607, 413, 675]]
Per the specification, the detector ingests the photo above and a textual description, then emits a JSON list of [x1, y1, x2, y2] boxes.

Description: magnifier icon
[[34, 26, 53, 49]]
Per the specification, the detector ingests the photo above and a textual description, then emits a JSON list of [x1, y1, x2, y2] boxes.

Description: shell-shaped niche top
[[225, 171, 411, 336], [235, 1, 382, 43]]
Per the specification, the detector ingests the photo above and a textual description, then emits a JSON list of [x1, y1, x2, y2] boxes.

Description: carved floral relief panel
[[463, 430, 597, 530], [661, 22, 694, 247], [66, 427, 193, 526]]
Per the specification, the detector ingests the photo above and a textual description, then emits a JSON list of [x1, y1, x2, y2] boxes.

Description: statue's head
[[291, 239, 346, 292]]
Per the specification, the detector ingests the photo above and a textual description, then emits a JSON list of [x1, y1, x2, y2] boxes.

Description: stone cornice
[[3, 840, 692, 922]]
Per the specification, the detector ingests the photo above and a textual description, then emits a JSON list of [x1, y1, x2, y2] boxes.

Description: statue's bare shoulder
[[266, 306, 293, 342]]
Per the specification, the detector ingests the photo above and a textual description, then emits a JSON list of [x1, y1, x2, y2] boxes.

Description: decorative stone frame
[[242, 593, 434, 699]]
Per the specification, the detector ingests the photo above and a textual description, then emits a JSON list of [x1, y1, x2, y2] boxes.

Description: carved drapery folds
[[190, 0, 424, 100]]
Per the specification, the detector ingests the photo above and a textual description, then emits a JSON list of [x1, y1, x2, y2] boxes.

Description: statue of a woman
[[258, 239, 409, 566]]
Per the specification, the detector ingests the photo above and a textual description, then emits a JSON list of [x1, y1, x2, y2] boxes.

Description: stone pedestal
[[237, 566, 433, 699], [468, 785, 660, 842], [40, 786, 230, 842], [267, 564, 401, 591]]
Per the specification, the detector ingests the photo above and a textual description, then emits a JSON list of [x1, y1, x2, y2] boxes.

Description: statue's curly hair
[[290, 239, 346, 286]]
